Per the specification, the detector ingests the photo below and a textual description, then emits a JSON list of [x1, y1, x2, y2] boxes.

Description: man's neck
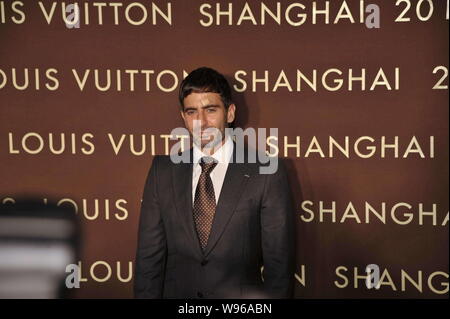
[[193, 134, 234, 165]]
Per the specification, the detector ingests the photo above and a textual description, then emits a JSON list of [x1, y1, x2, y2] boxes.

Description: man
[[134, 67, 295, 299]]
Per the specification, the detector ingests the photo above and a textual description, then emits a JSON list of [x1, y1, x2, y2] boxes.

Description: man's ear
[[180, 109, 185, 121], [227, 104, 236, 124]]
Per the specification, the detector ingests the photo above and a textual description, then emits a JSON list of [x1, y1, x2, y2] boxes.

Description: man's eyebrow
[[183, 104, 220, 111]]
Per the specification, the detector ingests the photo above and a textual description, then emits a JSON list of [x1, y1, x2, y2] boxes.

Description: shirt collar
[[193, 134, 234, 165]]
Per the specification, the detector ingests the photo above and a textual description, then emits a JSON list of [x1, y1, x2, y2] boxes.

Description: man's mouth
[[199, 131, 215, 138]]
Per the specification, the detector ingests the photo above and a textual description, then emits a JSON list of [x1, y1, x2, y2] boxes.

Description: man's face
[[180, 92, 236, 150]]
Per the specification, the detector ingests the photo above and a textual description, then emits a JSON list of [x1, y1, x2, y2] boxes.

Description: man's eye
[[206, 108, 216, 113], [186, 110, 195, 115]]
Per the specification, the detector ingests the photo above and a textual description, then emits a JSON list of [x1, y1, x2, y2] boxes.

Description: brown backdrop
[[0, 0, 448, 298]]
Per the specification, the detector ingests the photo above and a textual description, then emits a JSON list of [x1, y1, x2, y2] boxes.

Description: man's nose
[[196, 111, 207, 127]]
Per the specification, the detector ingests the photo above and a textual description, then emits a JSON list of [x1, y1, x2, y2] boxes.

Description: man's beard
[[193, 130, 224, 151]]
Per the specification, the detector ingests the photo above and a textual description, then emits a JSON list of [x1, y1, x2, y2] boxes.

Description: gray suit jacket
[[134, 143, 295, 298]]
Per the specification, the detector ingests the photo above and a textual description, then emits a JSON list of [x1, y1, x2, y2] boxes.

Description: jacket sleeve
[[134, 155, 167, 298], [260, 158, 296, 298]]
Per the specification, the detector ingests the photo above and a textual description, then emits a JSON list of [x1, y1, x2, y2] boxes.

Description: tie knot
[[200, 157, 217, 174]]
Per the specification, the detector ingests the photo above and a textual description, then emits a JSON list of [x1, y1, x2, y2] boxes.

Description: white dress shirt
[[192, 135, 234, 205]]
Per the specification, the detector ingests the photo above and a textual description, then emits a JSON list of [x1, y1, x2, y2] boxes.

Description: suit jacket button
[[201, 260, 208, 266], [197, 292, 204, 298]]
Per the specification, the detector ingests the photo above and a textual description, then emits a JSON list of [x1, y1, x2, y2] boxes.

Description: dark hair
[[179, 67, 233, 109]]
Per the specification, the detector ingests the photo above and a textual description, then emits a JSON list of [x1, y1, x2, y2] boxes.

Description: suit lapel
[[171, 149, 204, 259], [203, 145, 251, 257]]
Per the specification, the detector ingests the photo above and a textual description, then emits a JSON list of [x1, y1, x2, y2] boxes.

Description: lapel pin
[[244, 174, 250, 178]]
